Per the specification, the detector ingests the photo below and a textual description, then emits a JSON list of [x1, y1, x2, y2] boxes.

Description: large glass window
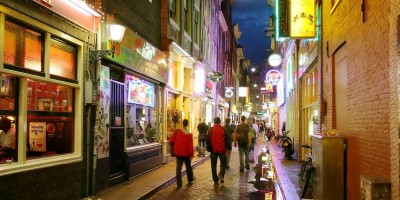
[[0, 15, 81, 169], [125, 74, 157, 147]]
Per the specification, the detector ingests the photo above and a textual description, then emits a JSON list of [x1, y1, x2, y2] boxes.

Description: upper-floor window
[[4, 19, 44, 73], [193, 9, 199, 44], [183, 0, 190, 34], [169, 0, 177, 20]]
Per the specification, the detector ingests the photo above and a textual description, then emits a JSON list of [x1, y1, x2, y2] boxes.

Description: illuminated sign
[[194, 68, 205, 94], [290, 0, 315, 38], [126, 75, 155, 107], [265, 70, 282, 85], [268, 53, 283, 67], [276, 78, 285, 106], [238, 87, 248, 97], [209, 71, 224, 83], [224, 87, 235, 98]]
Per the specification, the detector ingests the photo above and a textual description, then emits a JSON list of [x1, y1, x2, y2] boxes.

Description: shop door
[[109, 80, 125, 177]]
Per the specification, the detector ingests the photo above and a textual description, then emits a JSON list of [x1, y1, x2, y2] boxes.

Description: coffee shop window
[[125, 74, 157, 147], [26, 79, 74, 159]]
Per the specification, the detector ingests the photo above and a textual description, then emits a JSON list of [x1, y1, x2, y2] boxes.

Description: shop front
[[0, 1, 96, 199], [95, 26, 167, 190]]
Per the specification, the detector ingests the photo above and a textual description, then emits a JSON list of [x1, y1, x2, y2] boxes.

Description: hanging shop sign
[[206, 80, 213, 94], [268, 53, 283, 67], [277, 0, 289, 38], [289, 0, 316, 38], [194, 67, 206, 95], [265, 70, 282, 85], [224, 87, 235, 98], [108, 28, 168, 83], [209, 71, 224, 83], [238, 87, 248, 97]]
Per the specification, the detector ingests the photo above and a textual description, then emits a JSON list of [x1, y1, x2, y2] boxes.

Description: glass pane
[[0, 115, 17, 164], [126, 104, 157, 147], [4, 20, 43, 71], [27, 79, 73, 112], [0, 75, 15, 111], [27, 116, 74, 159], [49, 38, 76, 80]]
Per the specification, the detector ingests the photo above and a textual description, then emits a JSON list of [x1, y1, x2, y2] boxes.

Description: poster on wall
[[127, 75, 155, 107], [29, 122, 47, 152]]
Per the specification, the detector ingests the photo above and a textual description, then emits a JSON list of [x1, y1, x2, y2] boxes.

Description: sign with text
[[238, 87, 248, 97], [290, 0, 316, 38], [224, 87, 235, 98], [29, 122, 47, 152], [209, 71, 224, 83]]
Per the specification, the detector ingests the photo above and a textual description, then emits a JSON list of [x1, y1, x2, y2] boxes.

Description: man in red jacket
[[208, 117, 231, 184], [170, 119, 195, 187]]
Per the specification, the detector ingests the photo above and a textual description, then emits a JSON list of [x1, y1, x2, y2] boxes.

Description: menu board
[[127, 75, 155, 107], [29, 122, 47, 152]]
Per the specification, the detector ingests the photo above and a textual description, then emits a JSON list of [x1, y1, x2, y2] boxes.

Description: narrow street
[[147, 136, 297, 200]]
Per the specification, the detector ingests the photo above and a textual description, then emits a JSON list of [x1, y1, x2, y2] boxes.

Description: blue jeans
[[176, 156, 194, 186], [210, 152, 227, 183], [238, 147, 250, 170]]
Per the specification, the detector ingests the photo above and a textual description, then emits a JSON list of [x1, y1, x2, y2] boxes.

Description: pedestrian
[[208, 117, 231, 184], [169, 119, 195, 187], [234, 115, 252, 172], [252, 120, 259, 138], [223, 117, 234, 169], [197, 118, 208, 156]]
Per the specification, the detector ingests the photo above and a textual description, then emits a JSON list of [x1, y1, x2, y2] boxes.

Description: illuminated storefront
[[96, 26, 167, 183], [0, 1, 95, 198]]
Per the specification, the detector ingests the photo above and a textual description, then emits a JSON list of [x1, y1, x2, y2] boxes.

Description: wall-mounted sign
[[268, 53, 283, 67], [265, 70, 282, 85], [126, 74, 155, 107], [290, 0, 316, 38], [224, 87, 235, 98], [209, 71, 224, 83], [194, 68, 206, 94]]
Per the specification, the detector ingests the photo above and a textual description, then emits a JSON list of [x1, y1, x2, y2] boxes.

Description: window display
[[126, 74, 157, 148]]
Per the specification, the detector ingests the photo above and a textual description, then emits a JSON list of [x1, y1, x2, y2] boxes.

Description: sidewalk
[[91, 154, 210, 200], [266, 138, 303, 200]]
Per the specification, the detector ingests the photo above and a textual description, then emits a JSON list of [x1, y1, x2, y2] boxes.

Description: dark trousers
[[210, 152, 227, 183], [176, 156, 194, 186]]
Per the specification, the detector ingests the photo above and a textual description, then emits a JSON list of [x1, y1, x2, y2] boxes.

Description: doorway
[[334, 46, 348, 133]]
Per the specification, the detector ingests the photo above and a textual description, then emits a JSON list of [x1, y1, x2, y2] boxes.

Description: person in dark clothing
[[234, 115, 252, 172], [223, 118, 235, 169], [197, 119, 208, 156], [170, 119, 195, 187], [208, 117, 231, 184]]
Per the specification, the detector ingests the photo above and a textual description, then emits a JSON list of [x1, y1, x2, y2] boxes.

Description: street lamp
[[251, 67, 256, 72], [254, 84, 258, 87], [89, 22, 126, 61]]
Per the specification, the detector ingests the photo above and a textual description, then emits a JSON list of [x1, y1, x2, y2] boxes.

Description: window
[[169, 0, 177, 19], [49, 37, 77, 81], [0, 15, 81, 170], [183, 0, 189, 33], [126, 74, 157, 147], [4, 19, 43, 73], [193, 9, 199, 44]]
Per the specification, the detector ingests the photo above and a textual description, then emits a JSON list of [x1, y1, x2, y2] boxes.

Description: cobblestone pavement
[[148, 143, 266, 200]]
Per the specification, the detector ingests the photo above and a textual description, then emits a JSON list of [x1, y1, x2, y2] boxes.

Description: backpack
[[237, 131, 248, 147]]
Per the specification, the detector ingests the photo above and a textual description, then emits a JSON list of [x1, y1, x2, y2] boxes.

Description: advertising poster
[[29, 122, 47, 152], [127, 75, 155, 107]]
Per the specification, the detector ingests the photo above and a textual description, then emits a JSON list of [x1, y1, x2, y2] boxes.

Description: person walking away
[[208, 117, 231, 184], [234, 115, 252, 172], [223, 118, 234, 169], [0, 117, 16, 159], [169, 119, 195, 187], [252, 120, 259, 138], [197, 118, 208, 156]]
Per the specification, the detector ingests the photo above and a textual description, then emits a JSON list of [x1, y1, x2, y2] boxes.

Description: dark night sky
[[232, 0, 274, 68]]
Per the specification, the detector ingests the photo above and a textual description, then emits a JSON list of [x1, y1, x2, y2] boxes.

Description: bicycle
[[277, 130, 290, 146], [299, 145, 313, 198]]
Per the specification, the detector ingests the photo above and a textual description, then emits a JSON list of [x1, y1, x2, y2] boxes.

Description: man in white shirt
[[0, 117, 16, 159]]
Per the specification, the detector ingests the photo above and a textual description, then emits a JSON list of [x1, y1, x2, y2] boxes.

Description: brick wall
[[389, 1, 400, 199], [103, 0, 161, 49], [322, 0, 392, 199]]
